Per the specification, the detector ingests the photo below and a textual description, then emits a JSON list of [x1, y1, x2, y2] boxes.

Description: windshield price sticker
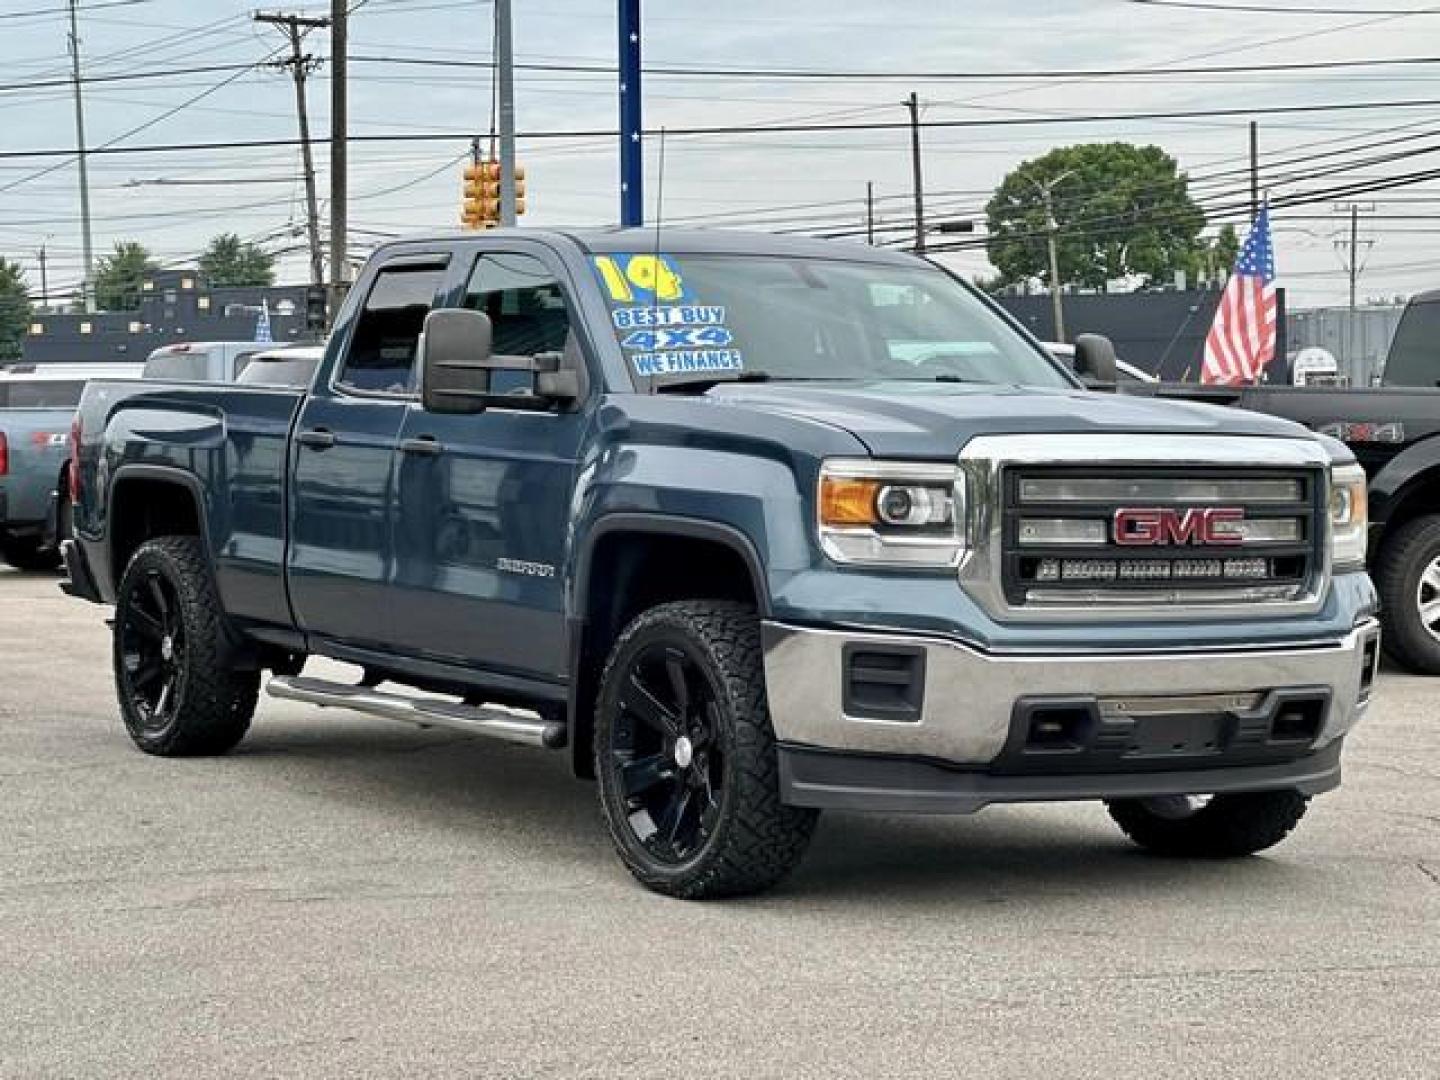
[[631, 349, 744, 377], [620, 326, 733, 351], [612, 305, 726, 329], [593, 254, 691, 303]]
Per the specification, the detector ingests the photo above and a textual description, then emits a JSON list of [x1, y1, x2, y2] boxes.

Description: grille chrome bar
[[1018, 476, 1303, 504]]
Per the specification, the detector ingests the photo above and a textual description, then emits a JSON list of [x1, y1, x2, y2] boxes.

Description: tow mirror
[[1073, 333, 1118, 389], [419, 309, 580, 413], [419, 308, 494, 414]]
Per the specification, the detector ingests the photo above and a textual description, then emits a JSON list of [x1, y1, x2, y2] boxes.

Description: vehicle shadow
[[233, 713, 1319, 909]]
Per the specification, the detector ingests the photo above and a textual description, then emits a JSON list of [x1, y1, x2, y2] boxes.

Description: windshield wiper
[[653, 370, 775, 395]]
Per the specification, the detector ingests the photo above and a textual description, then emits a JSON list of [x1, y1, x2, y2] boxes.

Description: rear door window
[[336, 264, 446, 395], [1384, 297, 1440, 387], [0, 380, 85, 408], [462, 252, 575, 395]]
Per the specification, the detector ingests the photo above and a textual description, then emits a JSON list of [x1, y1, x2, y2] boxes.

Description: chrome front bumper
[[761, 619, 1380, 769]]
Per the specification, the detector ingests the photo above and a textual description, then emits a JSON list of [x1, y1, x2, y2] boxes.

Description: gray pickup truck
[[1, 363, 140, 570], [64, 230, 1379, 898]]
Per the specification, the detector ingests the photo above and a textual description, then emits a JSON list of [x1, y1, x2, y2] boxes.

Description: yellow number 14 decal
[[593, 254, 686, 303]]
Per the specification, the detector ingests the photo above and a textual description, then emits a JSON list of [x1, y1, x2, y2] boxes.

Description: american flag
[[254, 298, 273, 344], [1201, 204, 1277, 385]]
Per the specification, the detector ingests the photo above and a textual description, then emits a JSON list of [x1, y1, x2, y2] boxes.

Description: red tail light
[[0, 432, 8, 477], [67, 415, 81, 503]]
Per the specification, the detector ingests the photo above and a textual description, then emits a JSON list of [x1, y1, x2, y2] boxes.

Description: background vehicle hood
[[710, 381, 1314, 459]]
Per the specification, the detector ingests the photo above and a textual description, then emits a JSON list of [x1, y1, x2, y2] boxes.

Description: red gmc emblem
[[1113, 507, 1245, 546]]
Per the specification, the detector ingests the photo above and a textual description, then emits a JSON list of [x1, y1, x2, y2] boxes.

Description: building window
[[128, 321, 142, 333], [79, 322, 92, 335], [142, 280, 154, 292], [180, 277, 194, 290], [164, 288, 177, 304], [197, 296, 211, 311], [28, 322, 43, 335]]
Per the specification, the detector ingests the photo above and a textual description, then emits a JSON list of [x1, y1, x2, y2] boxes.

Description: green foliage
[[0, 258, 31, 363], [198, 233, 276, 287], [94, 241, 157, 311], [985, 142, 1207, 290]]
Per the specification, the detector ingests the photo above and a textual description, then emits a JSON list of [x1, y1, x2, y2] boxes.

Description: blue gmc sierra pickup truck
[[63, 229, 1380, 898]]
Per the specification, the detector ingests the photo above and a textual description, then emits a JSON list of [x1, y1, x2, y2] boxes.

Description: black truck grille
[[1002, 466, 1321, 607]]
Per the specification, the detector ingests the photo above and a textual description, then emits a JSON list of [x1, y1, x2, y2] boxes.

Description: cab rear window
[[1384, 297, 1440, 387], [0, 380, 85, 408]]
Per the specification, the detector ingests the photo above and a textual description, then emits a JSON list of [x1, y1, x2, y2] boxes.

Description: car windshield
[[590, 252, 1072, 389]]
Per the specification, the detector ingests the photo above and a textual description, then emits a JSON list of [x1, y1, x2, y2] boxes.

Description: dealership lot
[[1, 565, 1436, 1079]]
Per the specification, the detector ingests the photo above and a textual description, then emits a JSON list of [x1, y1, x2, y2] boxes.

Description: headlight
[[1329, 463, 1368, 572], [818, 460, 966, 567]]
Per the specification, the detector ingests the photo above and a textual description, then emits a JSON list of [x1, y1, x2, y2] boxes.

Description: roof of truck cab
[[376, 227, 925, 266], [1412, 288, 1439, 305]]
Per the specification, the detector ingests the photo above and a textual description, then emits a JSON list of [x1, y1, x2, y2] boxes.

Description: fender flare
[[106, 464, 215, 589], [1368, 436, 1440, 528]]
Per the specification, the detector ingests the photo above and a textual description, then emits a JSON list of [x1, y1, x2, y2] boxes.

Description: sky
[[2, 0, 1437, 308]]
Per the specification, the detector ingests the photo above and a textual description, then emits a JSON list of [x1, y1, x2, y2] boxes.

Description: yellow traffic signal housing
[[514, 165, 527, 217], [460, 160, 503, 230]]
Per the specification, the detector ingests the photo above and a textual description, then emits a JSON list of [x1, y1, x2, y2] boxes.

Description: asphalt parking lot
[[1, 565, 1436, 1079]]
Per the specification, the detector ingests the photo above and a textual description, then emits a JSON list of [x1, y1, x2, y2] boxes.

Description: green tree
[[985, 142, 1206, 290], [0, 258, 31, 362], [198, 232, 276, 287], [94, 241, 157, 311]]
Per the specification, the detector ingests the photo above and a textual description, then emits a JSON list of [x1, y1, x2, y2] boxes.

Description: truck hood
[[708, 381, 1313, 458]]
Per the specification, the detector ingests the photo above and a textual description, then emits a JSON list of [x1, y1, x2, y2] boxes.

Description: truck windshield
[[1384, 295, 1440, 387], [0, 380, 84, 408], [590, 253, 1071, 389]]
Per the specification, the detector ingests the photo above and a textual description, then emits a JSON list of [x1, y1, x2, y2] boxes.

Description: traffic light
[[513, 164, 526, 218], [305, 285, 327, 333], [461, 159, 501, 230]]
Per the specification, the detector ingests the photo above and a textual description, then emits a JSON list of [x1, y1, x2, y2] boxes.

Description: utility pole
[[1249, 120, 1260, 223], [906, 92, 925, 254], [256, 11, 329, 293], [1334, 201, 1376, 385], [37, 245, 49, 312], [865, 182, 875, 245], [66, 0, 95, 314], [619, 0, 642, 227], [1027, 169, 1075, 343], [495, 0, 518, 226], [329, 0, 347, 320]]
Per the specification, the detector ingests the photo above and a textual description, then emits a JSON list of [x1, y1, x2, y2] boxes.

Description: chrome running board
[[266, 675, 566, 749]]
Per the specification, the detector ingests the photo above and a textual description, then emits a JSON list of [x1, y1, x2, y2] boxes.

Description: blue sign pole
[[619, 0, 642, 227]]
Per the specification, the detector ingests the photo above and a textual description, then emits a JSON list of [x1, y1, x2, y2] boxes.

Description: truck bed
[[72, 380, 305, 626]]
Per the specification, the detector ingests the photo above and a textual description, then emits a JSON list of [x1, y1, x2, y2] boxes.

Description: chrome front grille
[[1002, 466, 1320, 607]]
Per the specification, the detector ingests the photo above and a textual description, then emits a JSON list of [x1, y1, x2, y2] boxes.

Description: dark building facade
[[997, 288, 1289, 381], [22, 269, 319, 364]]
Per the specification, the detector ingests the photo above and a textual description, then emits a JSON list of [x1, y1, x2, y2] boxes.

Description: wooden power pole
[[255, 11, 330, 293]]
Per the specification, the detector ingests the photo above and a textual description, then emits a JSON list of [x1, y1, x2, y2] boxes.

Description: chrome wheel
[[1416, 555, 1440, 644]]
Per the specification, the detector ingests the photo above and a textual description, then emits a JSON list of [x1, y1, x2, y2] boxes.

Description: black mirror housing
[[419, 309, 581, 413], [420, 308, 495, 414], [1073, 333, 1119, 388]]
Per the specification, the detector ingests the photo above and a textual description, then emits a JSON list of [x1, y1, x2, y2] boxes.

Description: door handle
[[399, 435, 443, 456], [297, 428, 336, 449]]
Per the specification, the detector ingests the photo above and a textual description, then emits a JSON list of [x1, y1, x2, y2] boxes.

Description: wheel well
[[109, 477, 203, 585], [571, 530, 763, 777]]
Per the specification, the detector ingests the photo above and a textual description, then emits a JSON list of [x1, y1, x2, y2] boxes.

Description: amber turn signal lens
[[820, 476, 880, 526]]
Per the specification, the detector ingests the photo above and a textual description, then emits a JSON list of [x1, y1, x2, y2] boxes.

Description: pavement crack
[[1418, 862, 1440, 889]]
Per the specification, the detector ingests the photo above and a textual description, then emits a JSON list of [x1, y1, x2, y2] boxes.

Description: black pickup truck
[[62, 229, 1379, 898], [1128, 289, 1440, 674]]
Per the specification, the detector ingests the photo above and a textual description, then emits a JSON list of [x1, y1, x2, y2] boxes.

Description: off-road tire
[[1106, 790, 1310, 858], [1375, 513, 1440, 675], [594, 600, 819, 899], [114, 536, 259, 756], [0, 536, 62, 572]]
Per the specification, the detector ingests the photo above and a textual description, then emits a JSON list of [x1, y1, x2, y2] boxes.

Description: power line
[[1126, 0, 1440, 13], [8, 94, 1440, 159], [0, 0, 152, 21]]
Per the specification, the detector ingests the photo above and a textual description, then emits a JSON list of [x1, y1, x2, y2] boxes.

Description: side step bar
[[266, 675, 567, 749]]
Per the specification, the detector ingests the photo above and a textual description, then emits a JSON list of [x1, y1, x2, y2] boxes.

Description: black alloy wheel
[[608, 640, 726, 865], [118, 567, 187, 734]]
